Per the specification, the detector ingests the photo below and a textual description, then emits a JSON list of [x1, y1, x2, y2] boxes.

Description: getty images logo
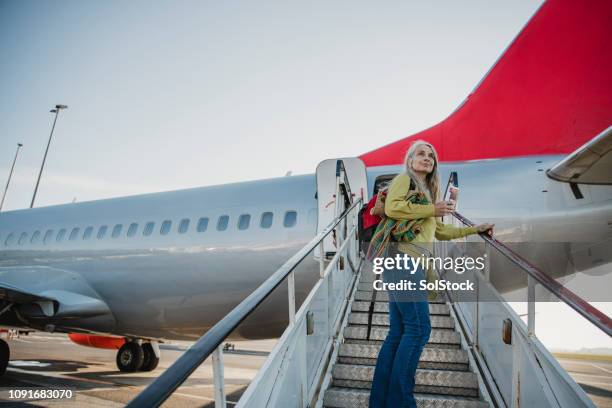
[[371, 253, 487, 275]]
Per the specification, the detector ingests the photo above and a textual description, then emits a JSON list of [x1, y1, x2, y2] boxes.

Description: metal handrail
[[441, 170, 611, 337], [128, 203, 362, 407], [238, 221, 361, 407], [451, 211, 612, 337]]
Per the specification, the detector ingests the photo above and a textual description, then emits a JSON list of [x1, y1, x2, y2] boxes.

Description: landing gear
[[0, 338, 9, 376], [116, 341, 160, 372], [140, 343, 159, 372], [116, 342, 144, 372]]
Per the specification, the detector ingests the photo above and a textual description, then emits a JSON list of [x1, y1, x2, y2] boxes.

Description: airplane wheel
[[140, 343, 159, 372], [116, 342, 144, 372], [0, 339, 9, 376]]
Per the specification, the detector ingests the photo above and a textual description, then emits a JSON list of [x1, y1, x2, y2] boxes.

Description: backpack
[[358, 188, 388, 249], [362, 178, 418, 257]]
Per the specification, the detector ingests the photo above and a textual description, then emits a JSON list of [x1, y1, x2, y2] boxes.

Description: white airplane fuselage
[[0, 155, 610, 341]]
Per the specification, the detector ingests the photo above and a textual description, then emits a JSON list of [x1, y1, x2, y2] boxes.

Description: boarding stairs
[[127, 161, 612, 408], [322, 270, 488, 408]]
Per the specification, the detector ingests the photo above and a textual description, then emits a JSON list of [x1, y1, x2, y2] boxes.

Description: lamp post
[[30, 104, 68, 208], [0, 143, 24, 212]]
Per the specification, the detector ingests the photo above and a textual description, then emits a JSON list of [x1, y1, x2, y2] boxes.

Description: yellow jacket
[[384, 173, 477, 258], [384, 173, 477, 300]]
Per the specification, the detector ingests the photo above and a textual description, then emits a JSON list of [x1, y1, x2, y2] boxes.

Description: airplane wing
[[547, 125, 612, 185], [0, 266, 113, 320], [0, 283, 54, 304]]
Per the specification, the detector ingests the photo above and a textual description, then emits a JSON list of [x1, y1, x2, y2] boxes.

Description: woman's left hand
[[476, 223, 494, 236]]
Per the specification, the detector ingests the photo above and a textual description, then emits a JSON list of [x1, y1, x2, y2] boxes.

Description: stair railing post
[[511, 336, 521, 408], [319, 241, 325, 278], [475, 265, 480, 348], [288, 271, 296, 324], [475, 241, 491, 348], [299, 328, 308, 408], [328, 249, 335, 333], [351, 207, 358, 269], [527, 275, 535, 336], [212, 344, 226, 408], [483, 242, 490, 282]]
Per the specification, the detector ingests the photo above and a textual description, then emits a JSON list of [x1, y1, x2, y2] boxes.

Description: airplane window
[[283, 211, 297, 228], [217, 215, 229, 231], [196, 217, 209, 233], [143, 222, 155, 236], [4, 233, 14, 246], [97, 225, 108, 239], [238, 214, 250, 230], [160, 220, 171, 235], [111, 224, 123, 238], [260, 212, 273, 229], [178, 218, 190, 234], [30, 230, 41, 244], [127, 223, 138, 237], [18, 232, 28, 245], [83, 226, 94, 240], [69, 227, 80, 241], [56, 229, 67, 242], [43, 229, 54, 244]]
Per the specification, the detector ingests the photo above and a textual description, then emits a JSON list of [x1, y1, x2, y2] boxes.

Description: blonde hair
[[403, 140, 440, 203]]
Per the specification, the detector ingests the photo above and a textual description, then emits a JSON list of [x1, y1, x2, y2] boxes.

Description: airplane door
[[315, 158, 369, 257]]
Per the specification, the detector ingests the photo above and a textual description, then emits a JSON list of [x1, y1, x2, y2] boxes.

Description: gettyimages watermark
[[371, 252, 485, 293], [363, 242, 612, 302]]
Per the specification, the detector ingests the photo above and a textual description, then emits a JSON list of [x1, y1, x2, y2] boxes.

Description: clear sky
[[2, 1, 609, 352], [0, 0, 544, 210]]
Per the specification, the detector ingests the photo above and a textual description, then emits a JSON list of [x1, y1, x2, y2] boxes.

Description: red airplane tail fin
[[360, 0, 612, 165]]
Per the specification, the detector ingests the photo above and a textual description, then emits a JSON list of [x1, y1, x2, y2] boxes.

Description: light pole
[[30, 104, 68, 208], [0, 143, 24, 212]]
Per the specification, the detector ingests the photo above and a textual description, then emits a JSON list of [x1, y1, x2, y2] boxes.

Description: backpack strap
[[409, 178, 416, 191]]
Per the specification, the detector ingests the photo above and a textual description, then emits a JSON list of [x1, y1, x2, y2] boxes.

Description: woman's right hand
[[434, 201, 455, 216]]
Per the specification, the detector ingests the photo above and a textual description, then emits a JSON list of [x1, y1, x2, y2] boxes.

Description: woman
[[368, 140, 493, 408]]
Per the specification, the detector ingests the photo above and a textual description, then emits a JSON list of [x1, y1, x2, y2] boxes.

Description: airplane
[[0, 0, 610, 374]]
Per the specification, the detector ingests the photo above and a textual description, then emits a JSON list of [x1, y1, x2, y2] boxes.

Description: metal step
[[357, 280, 446, 300], [348, 312, 454, 329], [354, 290, 445, 303], [337, 343, 469, 371], [332, 364, 479, 397], [351, 300, 450, 315], [358, 281, 387, 291], [344, 325, 461, 345], [358, 271, 378, 282], [323, 387, 489, 408], [317, 271, 490, 407]]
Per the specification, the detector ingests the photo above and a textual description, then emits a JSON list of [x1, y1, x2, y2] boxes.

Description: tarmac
[[0, 332, 275, 407], [0, 332, 610, 407]]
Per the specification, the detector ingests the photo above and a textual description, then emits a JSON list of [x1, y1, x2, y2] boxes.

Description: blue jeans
[[369, 264, 432, 408]]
